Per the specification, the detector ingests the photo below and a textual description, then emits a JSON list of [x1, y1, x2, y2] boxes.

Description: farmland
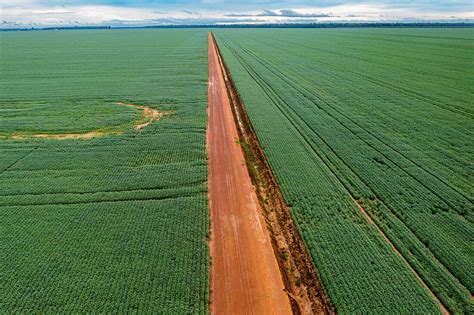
[[0, 29, 209, 312], [214, 28, 473, 314], [1, 26, 472, 314]]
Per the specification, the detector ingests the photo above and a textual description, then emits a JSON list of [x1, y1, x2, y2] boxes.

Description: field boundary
[[211, 32, 334, 315], [207, 32, 292, 314], [352, 199, 450, 314]]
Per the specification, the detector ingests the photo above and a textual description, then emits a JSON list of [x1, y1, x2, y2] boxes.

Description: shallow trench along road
[[207, 32, 293, 314]]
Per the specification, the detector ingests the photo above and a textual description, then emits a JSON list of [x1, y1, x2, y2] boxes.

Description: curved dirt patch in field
[[8, 102, 165, 140], [115, 102, 164, 130]]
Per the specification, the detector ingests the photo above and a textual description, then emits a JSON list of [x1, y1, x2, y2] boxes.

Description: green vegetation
[[214, 28, 473, 314], [0, 100, 141, 136], [0, 29, 209, 312], [2, 27, 472, 314]]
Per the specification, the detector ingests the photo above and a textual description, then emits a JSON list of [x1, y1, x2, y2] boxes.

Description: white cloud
[[1, 2, 473, 27], [228, 4, 474, 21], [2, 5, 174, 25]]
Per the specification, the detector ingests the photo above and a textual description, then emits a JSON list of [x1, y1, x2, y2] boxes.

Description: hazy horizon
[[2, 0, 473, 28]]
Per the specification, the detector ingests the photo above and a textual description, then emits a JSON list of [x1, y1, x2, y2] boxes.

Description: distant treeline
[[2, 22, 473, 32], [145, 22, 474, 29]]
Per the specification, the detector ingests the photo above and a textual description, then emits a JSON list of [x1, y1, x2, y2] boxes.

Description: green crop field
[[214, 28, 473, 314], [1, 27, 473, 314], [0, 29, 209, 312]]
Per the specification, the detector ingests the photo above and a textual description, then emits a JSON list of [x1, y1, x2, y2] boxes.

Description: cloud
[[89, 16, 265, 26], [181, 10, 201, 15], [256, 9, 279, 17], [226, 9, 333, 18], [1, 1, 473, 28], [277, 9, 332, 17], [0, 4, 267, 27]]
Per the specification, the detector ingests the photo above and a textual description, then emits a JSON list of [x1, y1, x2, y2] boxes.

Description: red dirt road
[[207, 33, 292, 314]]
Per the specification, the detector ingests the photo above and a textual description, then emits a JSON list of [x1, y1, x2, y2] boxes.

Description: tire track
[[0, 147, 38, 175], [239, 43, 472, 207], [214, 33, 334, 315], [226, 38, 471, 296], [259, 36, 473, 119], [217, 36, 456, 314], [207, 33, 292, 315]]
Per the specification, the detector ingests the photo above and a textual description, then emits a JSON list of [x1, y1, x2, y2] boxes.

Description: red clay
[[207, 32, 292, 314]]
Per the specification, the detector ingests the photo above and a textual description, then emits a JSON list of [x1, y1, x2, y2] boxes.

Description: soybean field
[[0, 29, 209, 313], [214, 28, 473, 314], [1, 26, 473, 315]]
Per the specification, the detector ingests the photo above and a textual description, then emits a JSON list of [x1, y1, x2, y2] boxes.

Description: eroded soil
[[7, 102, 165, 140]]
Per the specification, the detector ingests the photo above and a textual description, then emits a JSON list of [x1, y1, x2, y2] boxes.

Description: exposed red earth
[[8, 102, 164, 140], [207, 32, 292, 314]]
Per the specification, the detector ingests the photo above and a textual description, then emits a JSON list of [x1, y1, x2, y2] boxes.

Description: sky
[[1, 0, 473, 27]]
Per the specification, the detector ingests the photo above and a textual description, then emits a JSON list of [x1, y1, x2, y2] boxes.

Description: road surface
[[207, 32, 292, 315]]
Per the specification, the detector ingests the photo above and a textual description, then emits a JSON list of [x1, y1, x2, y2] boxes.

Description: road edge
[[210, 32, 335, 315]]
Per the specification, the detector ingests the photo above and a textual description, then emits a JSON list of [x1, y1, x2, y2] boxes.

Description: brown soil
[[207, 32, 292, 314], [210, 33, 334, 315], [11, 131, 114, 140], [8, 102, 164, 140], [115, 102, 164, 130]]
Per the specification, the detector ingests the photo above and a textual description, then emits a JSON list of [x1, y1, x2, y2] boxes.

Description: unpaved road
[[207, 32, 292, 314]]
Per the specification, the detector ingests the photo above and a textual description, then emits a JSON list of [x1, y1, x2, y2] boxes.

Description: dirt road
[[207, 33, 292, 314]]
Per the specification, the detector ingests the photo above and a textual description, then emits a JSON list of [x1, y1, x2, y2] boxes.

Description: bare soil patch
[[115, 102, 165, 130], [7, 102, 165, 140]]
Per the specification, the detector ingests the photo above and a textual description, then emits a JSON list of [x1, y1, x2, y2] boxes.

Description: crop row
[[215, 28, 473, 313], [0, 29, 210, 312]]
